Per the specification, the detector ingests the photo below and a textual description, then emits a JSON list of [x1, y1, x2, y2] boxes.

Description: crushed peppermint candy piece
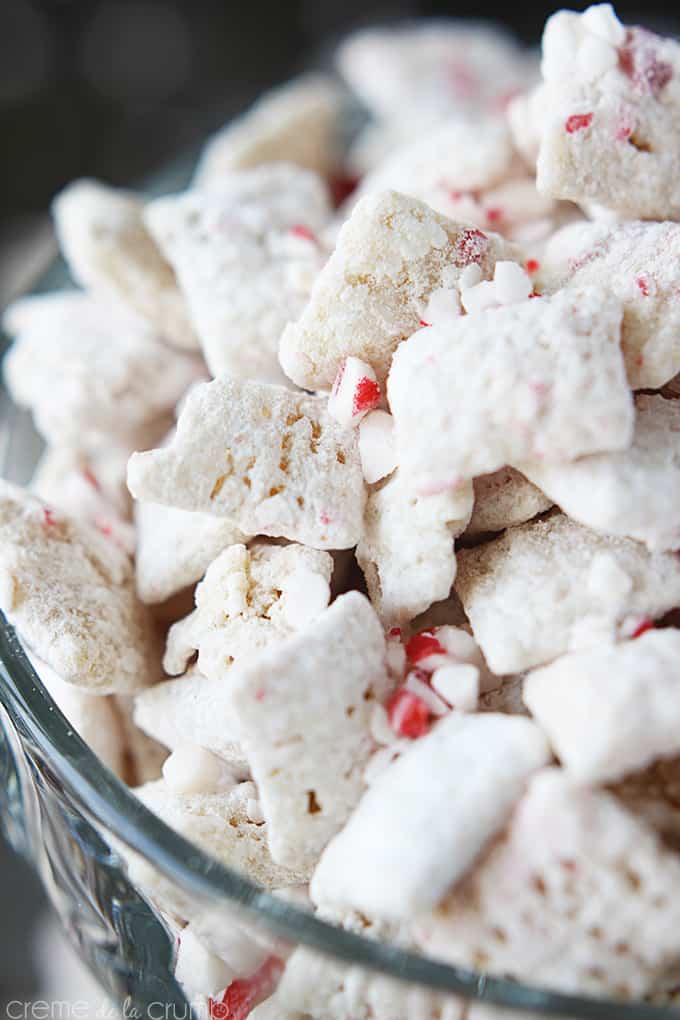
[[327, 357, 381, 428]]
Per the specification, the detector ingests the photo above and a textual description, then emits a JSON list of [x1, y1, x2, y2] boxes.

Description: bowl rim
[[0, 151, 678, 1020]]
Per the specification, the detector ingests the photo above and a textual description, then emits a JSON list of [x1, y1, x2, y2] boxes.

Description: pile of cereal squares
[[2, 4, 680, 1016]]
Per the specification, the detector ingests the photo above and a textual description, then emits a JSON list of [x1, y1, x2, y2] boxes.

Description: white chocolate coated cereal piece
[[388, 288, 632, 491], [279, 190, 517, 390], [227, 592, 391, 873], [0, 481, 157, 694], [31, 445, 135, 554], [52, 178, 198, 350], [356, 471, 473, 626], [418, 768, 680, 998], [525, 630, 680, 784], [26, 650, 127, 778], [337, 22, 536, 122], [455, 513, 680, 674], [194, 74, 344, 185], [520, 395, 680, 551], [127, 378, 365, 550], [133, 665, 248, 774], [536, 9, 680, 220], [466, 467, 552, 537], [134, 500, 250, 604], [174, 925, 236, 1004], [145, 164, 331, 383], [540, 219, 680, 388], [131, 778, 305, 906], [311, 712, 549, 921], [163, 542, 333, 678], [3, 291, 199, 450]]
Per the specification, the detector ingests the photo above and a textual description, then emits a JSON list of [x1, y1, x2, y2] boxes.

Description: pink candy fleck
[[290, 224, 316, 243], [455, 228, 488, 267], [565, 113, 593, 134], [526, 259, 540, 275], [419, 319, 432, 327], [636, 275, 654, 297], [387, 687, 431, 739], [485, 207, 503, 225], [42, 508, 57, 528], [319, 510, 332, 526], [82, 467, 100, 491], [210, 956, 284, 1020], [619, 30, 673, 97], [94, 516, 113, 538]]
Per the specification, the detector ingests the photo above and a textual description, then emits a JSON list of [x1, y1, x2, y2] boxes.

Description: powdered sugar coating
[[540, 219, 680, 388], [279, 190, 516, 389], [337, 22, 536, 123], [3, 291, 199, 450], [52, 178, 198, 350], [226, 592, 391, 872], [0, 481, 157, 694], [418, 768, 680, 998], [194, 74, 344, 185], [134, 500, 250, 604], [312, 712, 549, 921], [145, 164, 331, 383], [520, 395, 680, 551], [356, 471, 473, 626], [133, 666, 248, 774], [525, 629, 680, 783], [456, 513, 680, 674], [388, 288, 632, 491], [466, 467, 552, 537], [127, 378, 365, 550], [163, 542, 333, 678], [536, 10, 680, 219]]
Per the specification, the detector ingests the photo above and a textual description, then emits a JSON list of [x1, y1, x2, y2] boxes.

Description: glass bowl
[[0, 156, 678, 1020]]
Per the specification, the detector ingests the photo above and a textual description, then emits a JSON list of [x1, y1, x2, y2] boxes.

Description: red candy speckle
[[387, 687, 431, 739], [406, 631, 446, 664], [389, 626, 402, 638], [95, 516, 113, 538], [331, 361, 346, 398], [82, 467, 100, 491], [42, 508, 58, 528], [329, 173, 360, 208], [211, 956, 284, 1020], [636, 275, 652, 297], [619, 31, 673, 97], [526, 259, 540, 274], [631, 618, 654, 639], [419, 319, 431, 327], [565, 113, 593, 134], [290, 224, 316, 243], [319, 510, 332, 526], [485, 207, 503, 225], [352, 377, 381, 414], [455, 228, 488, 267]]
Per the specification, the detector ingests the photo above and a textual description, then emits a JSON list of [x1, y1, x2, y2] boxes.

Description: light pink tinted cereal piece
[[311, 712, 549, 920], [536, 9, 680, 220], [163, 542, 333, 679], [355, 115, 516, 204], [455, 513, 680, 674], [279, 190, 516, 390], [520, 395, 680, 551], [525, 629, 680, 784], [2, 291, 199, 450], [145, 164, 332, 383], [0, 480, 157, 694], [388, 288, 632, 490], [336, 22, 537, 123], [52, 178, 198, 350], [127, 378, 365, 550], [466, 467, 552, 537], [129, 778, 306, 916], [226, 592, 391, 872], [134, 665, 249, 774], [134, 500, 250, 604], [356, 471, 473, 626], [327, 357, 381, 429], [194, 74, 344, 185], [539, 219, 680, 388], [31, 445, 135, 554], [26, 649, 127, 779], [418, 768, 680, 998]]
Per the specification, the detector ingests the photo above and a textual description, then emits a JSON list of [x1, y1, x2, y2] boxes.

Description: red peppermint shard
[[631, 618, 654, 639], [455, 228, 488, 267], [526, 259, 540, 275], [214, 955, 284, 1020], [352, 377, 381, 415], [387, 687, 431, 739], [565, 113, 593, 134], [405, 631, 446, 664]]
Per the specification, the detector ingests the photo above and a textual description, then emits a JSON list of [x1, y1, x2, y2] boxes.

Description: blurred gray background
[[0, 0, 676, 1008]]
